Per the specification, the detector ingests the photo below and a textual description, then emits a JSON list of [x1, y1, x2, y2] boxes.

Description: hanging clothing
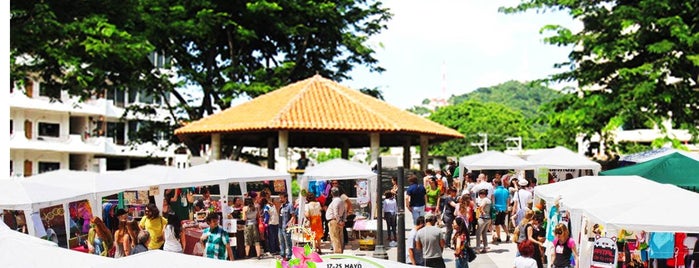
[[649, 232, 675, 259], [666, 232, 687, 267]]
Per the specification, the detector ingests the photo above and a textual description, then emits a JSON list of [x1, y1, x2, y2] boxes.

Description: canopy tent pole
[[23, 209, 35, 236], [63, 203, 71, 248]]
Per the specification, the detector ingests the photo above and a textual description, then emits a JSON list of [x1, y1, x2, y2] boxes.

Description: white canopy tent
[[457, 151, 536, 184], [96, 165, 186, 219], [0, 221, 111, 267], [0, 170, 99, 239], [582, 182, 699, 233], [534, 176, 699, 267], [163, 160, 293, 201], [525, 146, 602, 175], [299, 159, 377, 220], [1, 161, 290, 243], [459, 150, 536, 170]]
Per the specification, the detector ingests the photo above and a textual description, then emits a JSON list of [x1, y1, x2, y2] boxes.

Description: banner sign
[[591, 236, 617, 268]]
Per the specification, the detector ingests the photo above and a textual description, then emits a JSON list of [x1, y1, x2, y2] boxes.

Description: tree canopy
[[428, 100, 532, 156], [11, 0, 392, 128], [501, 0, 699, 153]]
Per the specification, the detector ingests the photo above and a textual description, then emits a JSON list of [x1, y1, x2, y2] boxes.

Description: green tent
[[601, 152, 699, 190]]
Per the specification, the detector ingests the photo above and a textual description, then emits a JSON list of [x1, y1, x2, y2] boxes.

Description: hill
[[449, 80, 561, 119]]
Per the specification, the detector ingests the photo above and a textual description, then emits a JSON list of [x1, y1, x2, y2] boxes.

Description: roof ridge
[[322, 77, 401, 131], [270, 77, 316, 125]]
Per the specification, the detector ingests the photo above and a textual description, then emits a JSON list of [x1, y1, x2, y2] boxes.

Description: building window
[[148, 51, 171, 69], [38, 122, 60, 138], [107, 88, 126, 107], [39, 85, 60, 99], [138, 89, 155, 104], [106, 122, 126, 145], [38, 162, 60, 173]]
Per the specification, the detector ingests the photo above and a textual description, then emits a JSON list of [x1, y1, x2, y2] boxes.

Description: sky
[[344, 0, 582, 109]]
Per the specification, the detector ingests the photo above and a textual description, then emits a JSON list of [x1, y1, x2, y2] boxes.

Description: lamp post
[[372, 157, 388, 259]]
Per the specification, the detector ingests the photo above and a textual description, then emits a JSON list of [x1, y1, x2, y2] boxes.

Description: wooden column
[[370, 133, 380, 164], [403, 138, 411, 169], [420, 135, 428, 171], [277, 131, 289, 172], [211, 133, 221, 160], [341, 138, 349, 159], [267, 137, 275, 170]]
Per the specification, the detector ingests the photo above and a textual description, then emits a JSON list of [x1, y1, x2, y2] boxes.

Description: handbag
[[467, 246, 477, 262]]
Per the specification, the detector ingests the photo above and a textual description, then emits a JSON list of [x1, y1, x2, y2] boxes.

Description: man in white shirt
[[325, 187, 346, 253], [512, 178, 533, 226], [471, 173, 494, 200]]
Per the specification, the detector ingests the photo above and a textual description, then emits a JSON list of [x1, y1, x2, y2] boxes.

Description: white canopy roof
[[534, 175, 699, 233], [299, 159, 378, 218], [0, 222, 111, 267], [98, 164, 184, 195], [525, 146, 601, 173], [459, 150, 535, 170], [301, 158, 376, 181], [168, 160, 290, 187], [163, 160, 293, 200], [0, 171, 96, 211]]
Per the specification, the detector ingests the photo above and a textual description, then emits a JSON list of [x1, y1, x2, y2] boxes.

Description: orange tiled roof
[[174, 75, 464, 139]]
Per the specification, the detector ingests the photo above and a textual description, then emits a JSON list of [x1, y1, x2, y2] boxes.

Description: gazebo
[[174, 75, 464, 171]]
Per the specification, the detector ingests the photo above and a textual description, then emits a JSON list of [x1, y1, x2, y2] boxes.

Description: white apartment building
[[9, 77, 186, 177]]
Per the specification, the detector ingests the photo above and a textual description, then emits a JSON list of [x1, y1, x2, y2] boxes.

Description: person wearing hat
[[512, 178, 533, 227]]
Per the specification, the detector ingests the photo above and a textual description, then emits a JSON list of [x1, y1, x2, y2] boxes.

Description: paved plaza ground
[[232, 210, 518, 267]]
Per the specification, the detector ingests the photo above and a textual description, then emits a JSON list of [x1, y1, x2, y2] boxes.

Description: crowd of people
[[72, 178, 360, 263], [403, 166, 580, 268]]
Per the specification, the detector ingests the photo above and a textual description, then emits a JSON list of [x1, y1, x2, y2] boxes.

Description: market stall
[[297, 159, 377, 247], [0, 170, 98, 248], [459, 150, 536, 171], [0, 221, 111, 267], [525, 146, 601, 181], [534, 175, 699, 267], [601, 152, 699, 191], [163, 160, 292, 256]]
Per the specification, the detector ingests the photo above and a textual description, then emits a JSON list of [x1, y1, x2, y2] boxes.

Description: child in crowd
[[383, 190, 397, 247]]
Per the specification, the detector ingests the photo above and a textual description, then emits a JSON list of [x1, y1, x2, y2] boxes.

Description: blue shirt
[[406, 184, 426, 207], [493, 186, 509, 212]]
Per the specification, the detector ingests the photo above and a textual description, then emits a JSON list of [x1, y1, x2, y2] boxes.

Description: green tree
[[428, 100, 532, 156], [11, 0, 156, 100], [11, 0, 392, 147], [501, 0, 699, 155]]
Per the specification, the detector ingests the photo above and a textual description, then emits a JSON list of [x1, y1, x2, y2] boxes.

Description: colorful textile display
[[648, 232, 674, 259]]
